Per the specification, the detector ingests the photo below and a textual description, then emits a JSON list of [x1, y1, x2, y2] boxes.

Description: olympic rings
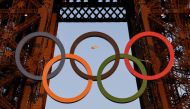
[[15, 32, 66, 81], [70, 32, 120, 81], [13, 31, 175, 104], [42, 54, 93, 103], [97, 54, 147, 103], [124, 31, 175, 80]]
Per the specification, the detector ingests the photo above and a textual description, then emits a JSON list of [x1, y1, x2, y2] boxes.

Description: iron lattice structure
[[128, 0, 190, 109], [54, 0, 134, 22], [0, 0, 190, 109], [0, 0, 134, 109], [0, 0, 57, 109]]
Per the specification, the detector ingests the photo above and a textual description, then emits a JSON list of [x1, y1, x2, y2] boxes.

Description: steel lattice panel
[[55, 0, 134, 22]]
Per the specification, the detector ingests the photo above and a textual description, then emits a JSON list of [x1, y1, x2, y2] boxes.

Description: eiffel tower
[[0, 0, 190, 109]]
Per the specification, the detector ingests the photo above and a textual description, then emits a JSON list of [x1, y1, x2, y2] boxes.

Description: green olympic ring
[[97, 54, 147, 103]]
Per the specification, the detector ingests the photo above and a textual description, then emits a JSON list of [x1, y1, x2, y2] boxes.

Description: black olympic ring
[[15, 32, 66, 81]]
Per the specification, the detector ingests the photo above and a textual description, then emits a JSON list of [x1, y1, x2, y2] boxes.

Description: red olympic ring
[[124, 31, 175, 80]]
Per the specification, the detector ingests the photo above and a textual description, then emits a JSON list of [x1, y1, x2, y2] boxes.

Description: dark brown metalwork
[[55, 0, 134, 22], [128, 0, 190, 109], [1, 0, 190, 109], [0, 0, 57, 109]]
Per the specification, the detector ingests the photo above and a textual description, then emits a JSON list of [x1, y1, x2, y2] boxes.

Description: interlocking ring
[[15, 32, 66, 80], [70, 32, 120, 81], [124, 32, 175, 80], [13, 31, 175, 104], [97, 54, 147, 103], [42, 54, 93, 103]]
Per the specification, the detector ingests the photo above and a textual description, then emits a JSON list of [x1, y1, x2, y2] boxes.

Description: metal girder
[[13, 15, 40, 33], [0, 15, 41, 49], [0, 96, 15, 109], [29, 0, 42, 8], [0, 9, 38, 14], [0, 73, 18, 87], [56, 0, 134, 22], [0, 64, 16, 70], [0, 0, 47, 109], [135, 0, 190, 108], [151, 9, 190, 14], [174, 96, 189, 109]]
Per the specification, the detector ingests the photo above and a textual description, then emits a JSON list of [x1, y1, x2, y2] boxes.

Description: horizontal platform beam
[[55, 0, 134, 22], [0, 9, 38, 14]]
